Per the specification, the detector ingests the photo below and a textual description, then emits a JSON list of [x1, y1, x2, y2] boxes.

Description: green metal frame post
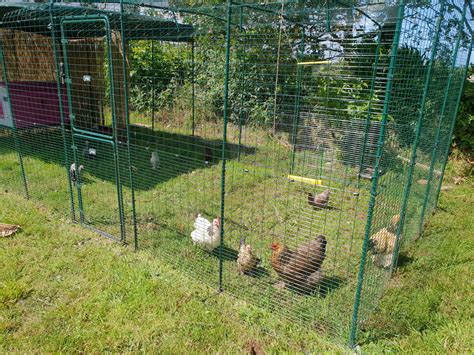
[[49, 1, 76, 221], [151, 38, 156, 131], [120, 0, 139, 249], [390, 0, 447, 270], [60, 22, 84, 224], [348, 0, 405, 347], [432, 48, 473, 208], [218, 0, 233, 292], [0, 34, 29, 199], [236, 5, 246, 161], [191, 39, 196, 136], [357, 30, 382, 184], [105, 18, 127, 244], [418, 2, 467, 235], [290, 26, 305, 174]]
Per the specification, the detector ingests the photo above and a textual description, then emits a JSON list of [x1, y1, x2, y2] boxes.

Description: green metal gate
[[60, 16, 126, 242]]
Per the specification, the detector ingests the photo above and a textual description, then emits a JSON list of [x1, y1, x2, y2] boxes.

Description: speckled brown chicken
[[307, 189, 330, 209], [270, 235, 327, 293], [0, 223, 20, 237], [237, 238, 260, 275]]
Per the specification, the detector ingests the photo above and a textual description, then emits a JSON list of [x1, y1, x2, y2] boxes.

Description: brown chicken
[[237, 238, 260, 275], [307, 189, 330, 209], [369, 214, 400, 268], [270, 235, 327, 293]]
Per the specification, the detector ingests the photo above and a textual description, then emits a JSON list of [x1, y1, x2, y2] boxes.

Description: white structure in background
[[0, 86, 13, 128]]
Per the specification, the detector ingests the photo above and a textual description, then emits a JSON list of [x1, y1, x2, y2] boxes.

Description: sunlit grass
[[1, 122, 467, 350]]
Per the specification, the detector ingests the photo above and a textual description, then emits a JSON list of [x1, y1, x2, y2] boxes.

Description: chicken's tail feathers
[[194, 215, 211, 230], [316, 234, 327, 244], [367, 238, 375, 251]]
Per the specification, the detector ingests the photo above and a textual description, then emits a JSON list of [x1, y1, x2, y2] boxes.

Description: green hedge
[[453, 67, 473, 154]]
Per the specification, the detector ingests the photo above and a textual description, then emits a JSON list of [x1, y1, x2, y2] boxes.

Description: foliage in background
[[128, 40, 189, 113], [453, 66, 473, 154], [125, 8, 470, 160]]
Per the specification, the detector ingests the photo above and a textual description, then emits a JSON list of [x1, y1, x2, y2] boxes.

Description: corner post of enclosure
[[418, 2, 467, 236], [218, 0, 233, 292], [49, 1, 76, 221], [432, 47, 473, 209], [191, 38, 196, 136], [348, 0, 405, 347], [0, 31, 29, 199], [120, 0, 139, 249], [151, 39, 156, 131], [290, 26, 305, 174], [390, 0, 447, 270], [357, 29, 382, 185], [237, 5, 246, 161]]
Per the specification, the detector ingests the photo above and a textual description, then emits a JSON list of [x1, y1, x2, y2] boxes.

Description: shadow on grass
[[319, 276, 346, 297], [283, 275, 346, 297], [0, 125, 256, 191], [395, 253, 413, 268], [212, 245, 238, 261], [248, 266, 270, 278]]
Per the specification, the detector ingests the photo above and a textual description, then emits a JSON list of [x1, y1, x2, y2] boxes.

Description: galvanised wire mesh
[[0, 0, 471, 346]]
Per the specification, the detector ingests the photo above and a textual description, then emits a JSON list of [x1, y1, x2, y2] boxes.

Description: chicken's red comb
[[270, 242, 281, 249]]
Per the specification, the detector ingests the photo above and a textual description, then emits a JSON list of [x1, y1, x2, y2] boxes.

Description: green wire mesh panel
[[347, 0, 472, 343], [0, 0, 471, 347], [0, 8, 70, 210]]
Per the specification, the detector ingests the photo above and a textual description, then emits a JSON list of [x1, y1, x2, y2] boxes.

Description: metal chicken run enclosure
[[0, 0, 472, 346]]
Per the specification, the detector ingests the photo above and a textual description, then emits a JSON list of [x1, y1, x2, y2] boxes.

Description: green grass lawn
[[0, 124, 379, 342], [0, 123, 474, 351], [360, 174, 474, 353], [0, 148, 472, 352], [0, 188, 345, 353]]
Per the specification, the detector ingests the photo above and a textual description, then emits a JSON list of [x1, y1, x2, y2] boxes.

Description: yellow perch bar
[[297, 60, 331, 66], [288, 175, 323, 185]]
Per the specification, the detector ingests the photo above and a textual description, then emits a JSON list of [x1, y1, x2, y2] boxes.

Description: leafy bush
[[453, 67, 473, 154], [128, 40, 189, 112]]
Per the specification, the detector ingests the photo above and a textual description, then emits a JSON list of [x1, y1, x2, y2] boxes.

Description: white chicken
[[69, 163, 84, 186], [150, 151, 160, 170], [191, 214, 221, 251]]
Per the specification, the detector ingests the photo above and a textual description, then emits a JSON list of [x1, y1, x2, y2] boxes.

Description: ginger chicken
[[270, 235, 327, 293], [368, 214, 400, 268]]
